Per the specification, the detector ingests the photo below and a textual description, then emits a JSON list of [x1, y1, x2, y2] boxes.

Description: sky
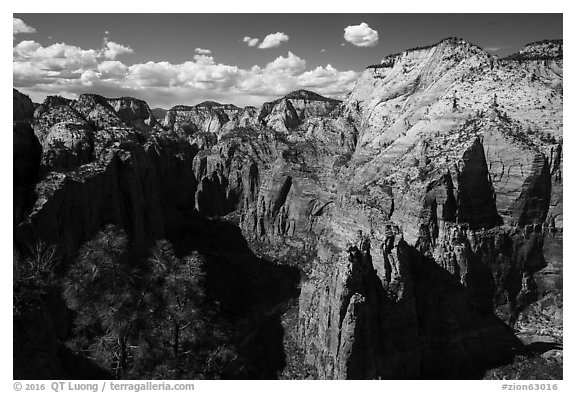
[[13, 14, 563, 109]]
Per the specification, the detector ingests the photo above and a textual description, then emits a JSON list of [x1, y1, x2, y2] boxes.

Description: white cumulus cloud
[[13, 40, 100, 73], [103, 39, 133, 60], [243, 32, 289, 49], [265, 52, 306, 74], [13, 34, 359, 108], [97, 60, 129, 79], [258, 32, 289, 49], [13, 18, 36, 36], [243, 36, 260, 47], [343, 22, 379, 47]]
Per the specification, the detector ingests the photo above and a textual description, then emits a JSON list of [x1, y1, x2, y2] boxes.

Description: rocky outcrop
[[456, 137, 502, 229], [29, 93, 171, 174], [192, 128, 282, 217], [33, 94, 159, 137], [299, 236, 521, 379], [33, 100, 89, 142], [236, 106, 260, 127], [537, 142, 562, 291], [13, 89, 35, 121], [40, 122, 94, 172], [14, 122, 42, 188], [14, 129, 198, 263], [150, 107, 168, 121], [106, 97, 158, 130], [504, 40, 563, 61], [259, 90, 341, 132], [240, 117, 358, 247], [260, 98, 300, 132], [298, 236, 418, 379], [163, 103, 239, 137], [235, 39, 561, 378], [34, 95, 74, 119], [71, 94, 126, 129]]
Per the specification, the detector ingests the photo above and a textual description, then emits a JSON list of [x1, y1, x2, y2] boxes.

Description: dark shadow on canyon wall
[[165, 213, 301, 379], [14, 206, 301, 379], [403, 243, 526, 379]]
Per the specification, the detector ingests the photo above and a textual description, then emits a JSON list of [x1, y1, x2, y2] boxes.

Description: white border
[[3, 3, 572, 392]]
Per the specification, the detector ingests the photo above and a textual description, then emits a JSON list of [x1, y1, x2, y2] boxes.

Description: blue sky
[[13, 14, 563, 108]]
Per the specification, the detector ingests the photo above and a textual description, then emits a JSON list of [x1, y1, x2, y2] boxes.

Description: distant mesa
[[282, 89, 342, 103], [195, 100, 240, 110], [366, 36, 563, 69], [367, 37, 486, 69], [151, 107, 168, 120], [503, 39, 563, 61]]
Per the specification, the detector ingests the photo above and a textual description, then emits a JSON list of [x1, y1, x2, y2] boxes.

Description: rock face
[[192, 127, 278, 217], [13, 90, 198, 263], [260, 98, 300, 132], [72, 94, 126, 129], [13, 122, 42, 225], [106, 97, 158, 129], [213, 39, 560, 378], [505, 39, 563, 61], [14, 122, 42, 189], [33, 101, 88, 141], [259, 90, 341, 132], [40, 122, 94, 172], [29, 94, 169, 174], [150, 107, 168, 121], [13, 89, 35, 121], [177, 38, 562, 378], [34, 95, 74, 118], [163, 102, 240, 137], [162, 91, 340, 141], [15, 129, 198, 263], [299, 237, 521, 379]]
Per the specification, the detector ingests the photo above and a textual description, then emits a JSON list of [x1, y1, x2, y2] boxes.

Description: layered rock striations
[[259, 90, 341, 132], [234, 39, 561, 377], [14, 91, 198, 263], [106, 96, 158, 129], [163, 102, 240, 138], [163, 91, 340, 140], [299, 236, 521, 379]]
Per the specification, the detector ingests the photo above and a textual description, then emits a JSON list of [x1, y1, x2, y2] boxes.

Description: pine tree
[[146, 241, 206, 357], [63, 225, 143, 378]]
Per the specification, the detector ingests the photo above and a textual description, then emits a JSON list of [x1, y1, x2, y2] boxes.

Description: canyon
[[13, 38, 562, 379]]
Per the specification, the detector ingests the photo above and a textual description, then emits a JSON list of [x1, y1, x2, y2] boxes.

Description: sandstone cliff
[[235, 39, 561, 377], [259, 90, 341, 132], [163, 102, 240, 138], [14, 90, 198, 263]]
